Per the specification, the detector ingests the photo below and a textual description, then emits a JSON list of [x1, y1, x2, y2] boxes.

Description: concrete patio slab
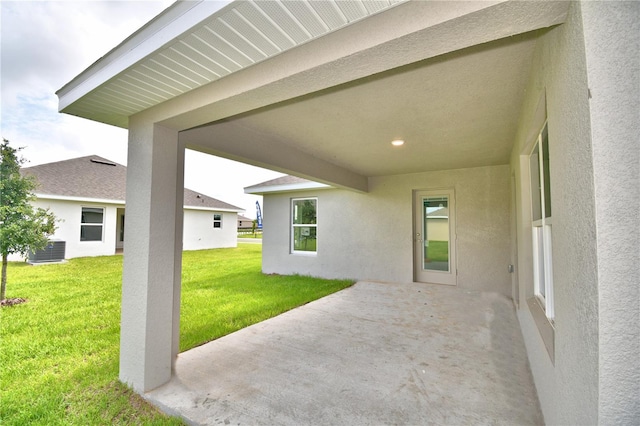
[[145, 281, 542, 425]]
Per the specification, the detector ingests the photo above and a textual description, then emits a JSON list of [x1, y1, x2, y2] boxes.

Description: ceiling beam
[[180, 121, 369, 192]]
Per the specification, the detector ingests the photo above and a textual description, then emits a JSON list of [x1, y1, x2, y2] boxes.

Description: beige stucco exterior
[[253, 2, 639, 421], [262, 165, 511, 296], [511, 5, 599, 422], [509, 2, 639, 422]]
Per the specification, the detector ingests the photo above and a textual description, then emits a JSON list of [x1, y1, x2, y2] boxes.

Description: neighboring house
[[14, 155, 243, 260], [56, 1, 639, 424], [424, 207, 449, 243], [236, 215, 254, 231]]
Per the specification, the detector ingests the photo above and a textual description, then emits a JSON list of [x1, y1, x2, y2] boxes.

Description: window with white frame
[[81, 207, 104, 241], [213, 214, 222, 228], [291, 198, 317, 254], [529, 122, 554, 319]]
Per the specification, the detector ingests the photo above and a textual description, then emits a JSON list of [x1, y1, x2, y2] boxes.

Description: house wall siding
[[8, 199, 238, 261], [183, 210, 238, 251], [581, 1, 640, 422], [263, 164, 511, 296], [35, 199, 119, 259], [507, 1, 636, 422]]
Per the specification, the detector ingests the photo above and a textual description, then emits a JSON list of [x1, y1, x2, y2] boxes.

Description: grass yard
[[425, 240, 449, 263], [1, 244, 353, 425], [237, 232, 262, 239]]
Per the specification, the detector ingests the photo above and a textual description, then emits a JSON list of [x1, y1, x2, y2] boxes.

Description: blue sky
[[1, 0, 282, 218]]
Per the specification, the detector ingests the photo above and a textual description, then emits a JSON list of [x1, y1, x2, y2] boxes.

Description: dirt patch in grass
[[1, 297, 27, 307]]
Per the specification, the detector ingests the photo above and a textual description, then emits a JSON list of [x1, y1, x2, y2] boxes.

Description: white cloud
[[1, 0, 283, 219]]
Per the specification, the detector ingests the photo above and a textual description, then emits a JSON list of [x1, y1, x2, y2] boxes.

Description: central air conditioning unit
[[29, 240, 66, 263]]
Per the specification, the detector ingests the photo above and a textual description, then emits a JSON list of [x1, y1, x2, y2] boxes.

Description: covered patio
[[146, 281, 542, 425], [56, 0, 639, 423], [53, 0, 571, 396]]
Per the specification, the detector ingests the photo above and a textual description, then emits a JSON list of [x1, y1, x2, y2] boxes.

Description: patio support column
[[119, 119, 185, 393]]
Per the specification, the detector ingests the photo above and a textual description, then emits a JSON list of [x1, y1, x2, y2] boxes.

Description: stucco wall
[[581, 2, 640, 422], [182, 210, 238, 251], [508, 1, 632, 423], [263, 164, 511, 296], [30, 198, 119, 259], [8, 199, 238, 261]]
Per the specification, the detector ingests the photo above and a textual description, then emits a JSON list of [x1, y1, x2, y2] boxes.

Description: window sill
[[291, 251, 317, 256], [527, 296, 555, 364]]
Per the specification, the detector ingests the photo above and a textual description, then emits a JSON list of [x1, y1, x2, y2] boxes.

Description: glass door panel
[[423, 196, 449, 272], [414, 189, 456, 285]]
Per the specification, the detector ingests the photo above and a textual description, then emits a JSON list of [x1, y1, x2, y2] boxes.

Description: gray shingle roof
[[21, 155, 242, 211], [183, 188, 241, 211]]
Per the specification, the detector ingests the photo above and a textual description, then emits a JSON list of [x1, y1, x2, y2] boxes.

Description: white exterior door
[[414, 189, 457, 285]]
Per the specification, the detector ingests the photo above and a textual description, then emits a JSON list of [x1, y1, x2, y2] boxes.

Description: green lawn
[[1, 244, 353, 425], [425, 240, 449, 262]]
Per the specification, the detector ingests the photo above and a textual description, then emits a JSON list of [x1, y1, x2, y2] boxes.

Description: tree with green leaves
[[1, 139, 57, 302], [300, 200, 316, 224]]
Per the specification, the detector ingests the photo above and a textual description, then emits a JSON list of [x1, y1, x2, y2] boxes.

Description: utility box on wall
[[29, 240, 66, 263]]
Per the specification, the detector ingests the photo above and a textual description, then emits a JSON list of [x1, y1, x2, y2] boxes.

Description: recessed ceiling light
[[391, 139, 405, 146]]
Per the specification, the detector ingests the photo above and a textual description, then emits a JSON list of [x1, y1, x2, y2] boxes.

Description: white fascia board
[[35, 193, 125, 206], [245, 181, 331, 195], [183, 206, 243, 213], [57, 0, 233, 113], [35, 193, 242, 213]]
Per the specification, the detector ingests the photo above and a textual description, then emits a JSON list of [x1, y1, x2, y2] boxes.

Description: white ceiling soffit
[[245, 180, 331, 195], [57, 0, 408, 128]]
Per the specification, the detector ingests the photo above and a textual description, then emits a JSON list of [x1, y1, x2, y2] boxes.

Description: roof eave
[[36, 193, 243, 213], [34, 193, 126, 205], [245, 181, 331, 195], [184, 206, 243, 213], [56, 0, 233, 121]]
